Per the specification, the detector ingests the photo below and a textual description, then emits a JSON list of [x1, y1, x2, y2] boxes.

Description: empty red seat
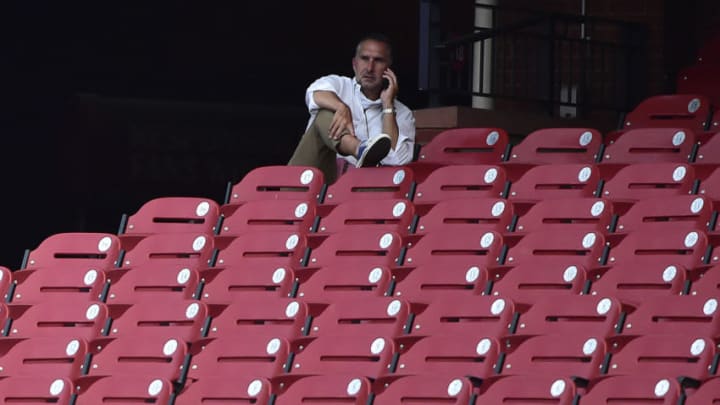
[[605, 229, 711, 269], [489, 263, 589, 305], [104, 266, 201, 305], [619, 296, 720, 337], [514, 295, 624, 338], [186, 336, 292, 381], [321, 166, 415, 207], [119, 233, 216, 269], [294, 265, 392, 302], [502, 230, 607, 270], [391, 263, 489, 303], [393, 334, 501, 378], [0, 376, 74, 404], [411, 296, 516, 339], [306, 230, 404, 270], [201, 265, 297, 303], [513, 197, 613, 235], [620, 94, 713, 133], [217, 199, 317, 240], [613, 195, 711, 234], [582, 375, 683, 405], [477, 376, 579, 405], [313, 198, 415, 238], [5, 302, 109, 340], [8, 266, 108, 305], [505, 127, 602, 166], [412, 165, 507, 213], [588, 263, 687, 307], [0, 336, 90, 380], [402, 229, 504, 269], [274, 375, 373, 405], [214, 230, 309, 270], [601, 163, 696, 210], [373, 375, 479, 405], [224, 165, 325, 207], [507, 164, 601, 212], [174, 376, 272, 405], [307, 297, 415, 338], [23, 233, 121, 271], [207, 297, 311, 340], [414, 197, 513, 235], [74, 375, 173, 405], [107, 300, 209, 342]]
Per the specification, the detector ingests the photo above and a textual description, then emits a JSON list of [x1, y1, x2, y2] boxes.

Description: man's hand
[[329, 104, 355, 140], [380, 68, 399, 107]]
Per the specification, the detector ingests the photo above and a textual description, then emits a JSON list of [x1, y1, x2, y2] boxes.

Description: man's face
[[352, 40, 391, 92]]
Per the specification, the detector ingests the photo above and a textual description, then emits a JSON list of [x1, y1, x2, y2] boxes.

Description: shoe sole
[[356, 135, 391, 168]]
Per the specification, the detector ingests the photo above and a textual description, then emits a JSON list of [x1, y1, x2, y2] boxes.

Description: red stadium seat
[[692, 131, 720, 179], [513, 197, 613, 235], [23, 233, 121, 271], [321, 166, 415, 207], [601, 127, 696, 167], [502, 230, 607, 270], [588, 263, 687, 307], [507, 164, 601, 213], [313, 198, 415, 238], [119, 233, 216, 269], [391, 263, 489, 303], [601, 163, 696, 212], [505, 127, 602, 165], [489, 263, 590, 305], [214, 230, 309, 269], [294, 265, 392, 302], [613, 195, 712, 234], [118, 197, 220, 249], [224, 165, 325, 207], [606, 335, 717, 382], [274, 375, 373, 405], [174, 376, 272, 405], [619, 296, 720, 337], [306, 298, 415, 338], [621, 94, 713, 133], [513, 295, 624, 338], [499, 334, 608, 381], [107, 300, 209, 342], [207, 297, 311, 340], [5, 302, 109, 340], [85, 336, 190, 385], [306, 230, 404, 269], [412, 127, 509, 167], [605, 229, 711, 269], [286, 335, 399, 379], [411, 296, 516, 339], [402, 230, 504, 269], [200, 265, 297, 303], [217, 199, 317, 240], [373, 375, 479, 405], [104, 266, 201, 305], [393, 334, 501, 378], [0, 376, 74, 404], [186, 336, 291, 381], [583, 375, 683, 405], [413, 197, 513, 235], [412, 165, 507, 214], [9, 267, 108, 305], [74, 375, 173, 405], [476, 376, 579, 405], [0, 337, 90, 380]]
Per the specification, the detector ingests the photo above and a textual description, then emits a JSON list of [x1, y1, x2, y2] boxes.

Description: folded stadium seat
[[103, 265, 201, 306], [502, 127, 603, 181], [598, 127, 697, 178], [200, 265, 297, 303], [618, 295, 720, 338], [8, 266, 109, 305], [390, 263, 489, 304], [678, 64, 720, 112], [106, 300, 209, 342], [293, 264, 393, 302], [372, 375, 479, 405], [223, 165, 326, 208], [305, 229, 404, 270], [320, 166, 415, 212], [311, 198, 415, 245], [497, 334, 608, 383], [205, 297, 312, 340], [0, 376, 74, 404], [73, 375, 174, 405], [174, 376, 273, 405], [401, 229, 505, 270], [686, 264, 720, 297], [691, 130, 720, 180], [612, 195, 712, 236], [213, 230, 309, 271], [412, 164, 508, 215], [600, 163, 697, 215], [512, 197, 614, 236], [391, 334, 501, 379], [696, 165, 720, 205], [476, 376, 579, 405], [305, 297, 416, 338], [84, 336, 191, 387], [0, 267, 11, 302], [117, 197, 221, 250], [582, 375, 683, 405], [506, 164, 602, 216], [488, 263, 590, 306], [273, 375, 373, 405], [284, 334, 400, 380], [587, 263, 688, 307], [512, 295, 625, 339], [685, 376, 720, 404], [408, 127, 509, 182], [0, 336, 90, 380], [604, 335, 717, 383], [21, 232, 121, 271], [611, 94, 714, 140], [186, 336, 292, 383], [118, 232, 217, 269], [412, 197, 514, 236], [4, 301, 110, 340], [500, 230, 608, 271], [410, 296, 517, 340], [604, 229, 712, 270], [216, 200, 318, 245]]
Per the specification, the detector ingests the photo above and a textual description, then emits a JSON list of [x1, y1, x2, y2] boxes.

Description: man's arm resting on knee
[[312, 90, 355, 139]]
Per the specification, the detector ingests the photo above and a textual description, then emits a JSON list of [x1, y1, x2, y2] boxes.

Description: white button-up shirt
[[305, 74, 416, 166]]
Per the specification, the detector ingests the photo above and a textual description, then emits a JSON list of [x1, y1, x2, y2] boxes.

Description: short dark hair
[[355, 32, 394, 63]]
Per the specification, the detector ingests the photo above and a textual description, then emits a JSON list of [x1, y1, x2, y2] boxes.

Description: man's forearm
[[312, 90, 348, 112]]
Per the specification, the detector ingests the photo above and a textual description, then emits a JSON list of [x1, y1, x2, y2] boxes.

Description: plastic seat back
[[622, 94, 713, 133], [23, 233, 121, 271], [322, 166, 414, 206], [225, 165, 325, 206]]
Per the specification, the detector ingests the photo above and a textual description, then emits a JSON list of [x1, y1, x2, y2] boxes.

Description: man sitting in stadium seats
[[288, 33, 416, 183]]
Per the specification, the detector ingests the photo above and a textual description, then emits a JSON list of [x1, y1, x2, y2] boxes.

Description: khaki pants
[[288, 109, 347, 184]]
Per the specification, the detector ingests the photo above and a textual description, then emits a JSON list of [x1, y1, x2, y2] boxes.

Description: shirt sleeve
[[305, 75, 348, 112], [382, 107, 416, 166]]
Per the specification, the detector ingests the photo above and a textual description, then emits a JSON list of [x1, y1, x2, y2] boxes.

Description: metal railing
[[419, 1, 647, 117]]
